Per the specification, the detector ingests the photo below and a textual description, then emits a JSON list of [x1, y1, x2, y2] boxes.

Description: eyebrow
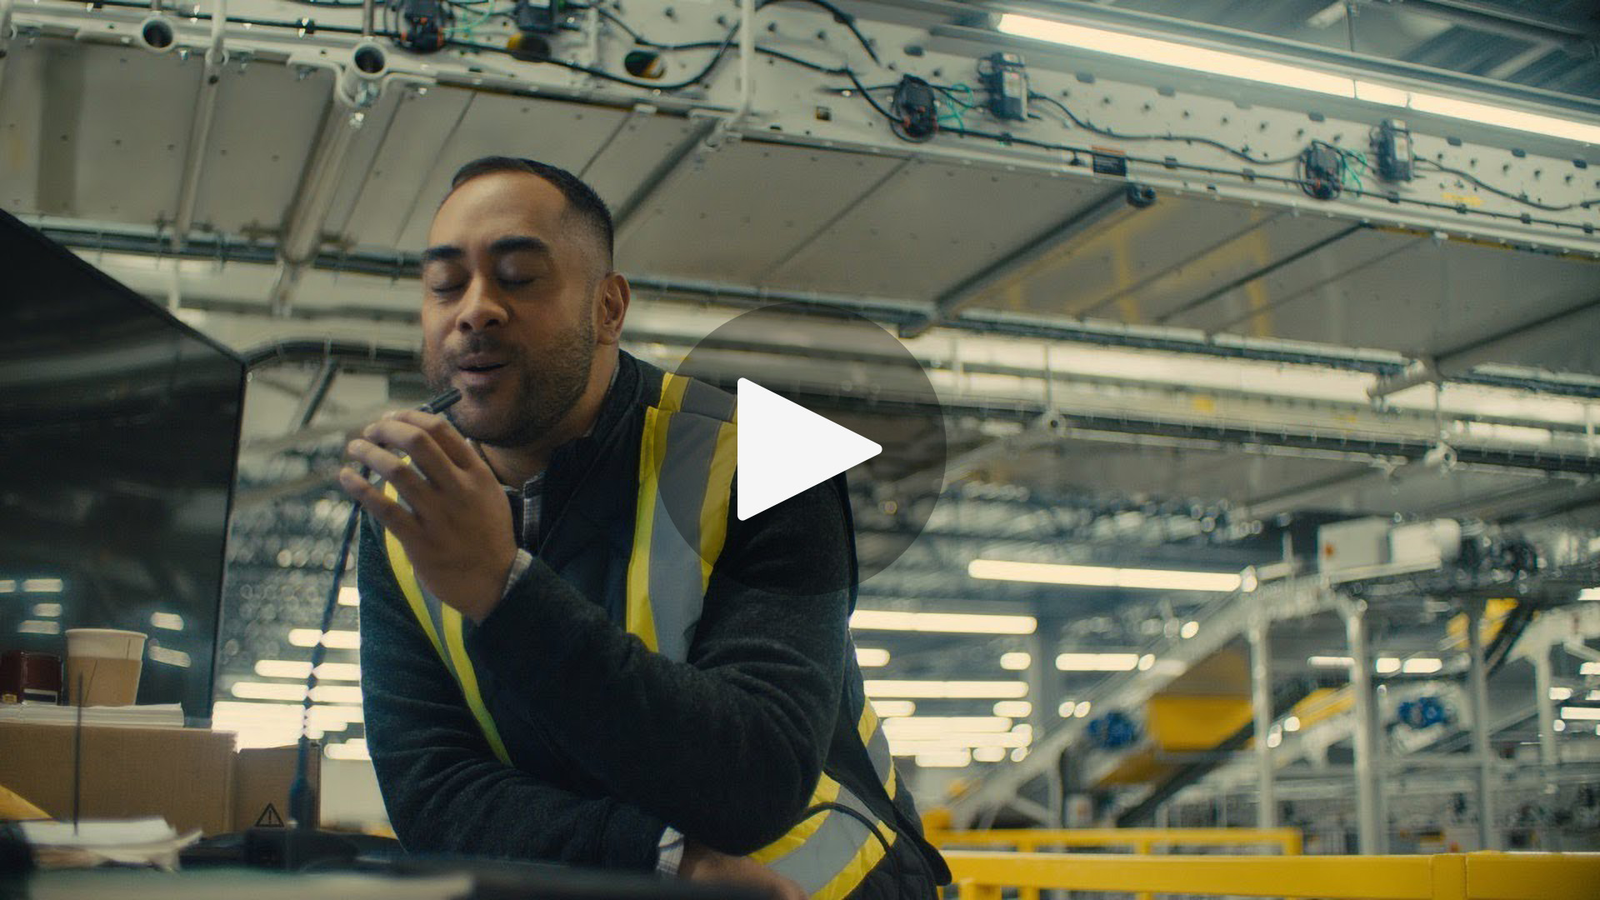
[[420, 235, 554, 264]]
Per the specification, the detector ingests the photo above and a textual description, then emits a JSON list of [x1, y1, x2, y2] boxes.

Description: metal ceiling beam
[[900, 184, 1141, 338], [1388, 0, 1599, 47], [32, 218, 1600, 401], [1152, 224, 1367, 326]]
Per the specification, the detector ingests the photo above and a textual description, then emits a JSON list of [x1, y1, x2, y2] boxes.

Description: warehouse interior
[[3, 0, 1600, 885]]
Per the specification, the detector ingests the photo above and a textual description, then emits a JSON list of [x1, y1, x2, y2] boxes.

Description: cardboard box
[[0, 722, 235, 835], [232, 745, 319, 832], [0, 723, 321, 835]]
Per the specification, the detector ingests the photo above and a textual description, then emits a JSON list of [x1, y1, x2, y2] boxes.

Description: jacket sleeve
[[357, 515, 668, 869], [466, 479, 851, 856]]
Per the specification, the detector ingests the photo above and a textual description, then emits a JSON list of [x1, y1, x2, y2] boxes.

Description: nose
[[456, 276, 509, 333]]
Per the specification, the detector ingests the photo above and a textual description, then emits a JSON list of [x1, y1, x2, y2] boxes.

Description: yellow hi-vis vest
[[381, 371, 903, 900]]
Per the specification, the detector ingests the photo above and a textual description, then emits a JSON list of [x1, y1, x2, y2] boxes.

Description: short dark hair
[[448, 156, 615, 270]]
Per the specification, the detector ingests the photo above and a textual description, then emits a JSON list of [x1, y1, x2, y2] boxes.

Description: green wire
[[453, 1, 501, 35]]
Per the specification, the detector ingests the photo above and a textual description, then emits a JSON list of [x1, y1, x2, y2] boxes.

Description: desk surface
[[20, 864, 767, 900]]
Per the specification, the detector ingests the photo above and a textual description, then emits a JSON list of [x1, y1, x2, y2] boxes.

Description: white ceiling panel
[[0, 42, 50, 212], [617, 142, 905, 283], [576, 111, 704, 210], [0, 43, 198, 224], [336, 85, 477, 248], [190, 63, 333, 235], [765, 159, 1106, 299], [387, 93, 631, 250]]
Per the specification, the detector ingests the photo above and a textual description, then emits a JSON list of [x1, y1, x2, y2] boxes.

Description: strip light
[[850, 609, 1037, 634], [995, 14, 1600, 145], [1560, 706, 1600, 721], [1402, 657, 1443, 674], [1000, 652, 1032, 670], [969, 560, 1244, 592], [1057, 652, 1141, 671], [288, 628, 360, 649], [994, 700, 1033, 717], [865, 680, 1029, 699], [856, 647, 891, 667], [869, 700, 916, 717]]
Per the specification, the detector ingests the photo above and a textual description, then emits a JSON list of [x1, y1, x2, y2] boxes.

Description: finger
[[392, 410, 482, 472], [364, 418, 463, 491], [347, 437, 436, 507], [337, 466, 420, 541]]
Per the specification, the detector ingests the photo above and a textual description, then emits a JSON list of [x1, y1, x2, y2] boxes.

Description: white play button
[[736, 378, 883, 521]]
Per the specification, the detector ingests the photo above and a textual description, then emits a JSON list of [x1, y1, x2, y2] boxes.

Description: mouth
[[455, 359, 508, 388]]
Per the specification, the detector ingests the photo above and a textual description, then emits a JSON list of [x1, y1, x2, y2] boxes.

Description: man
[[340, 156, 950, 899]]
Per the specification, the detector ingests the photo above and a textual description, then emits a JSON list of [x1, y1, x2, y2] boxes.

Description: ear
[[595, 272, 631, 345]]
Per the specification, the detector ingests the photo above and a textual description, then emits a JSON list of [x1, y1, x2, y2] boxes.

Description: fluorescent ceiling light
[[1309, 656, 1354, 667], [851, 609, 1037, 635], [994, 700, 1033, 717], [149, 612, 185, 631], [882, 716, 1013, 734], [997, 15, 1356, 98], [0, 580, 14, 593], [1000, 652, 1032, 670], [970, 560, 1243, 592], [1554, 719, 1567, 732], [865, 679, 1029, 699], [1180, 621, 1200, 639], [1580, 588, 1599, 602], [148, 646, 191, 668], [1550, 687, 1573, 701], [994, 13, 1600, 145], [288, 628, 360, 649], [22, 578, 64, 593], [856, 647, 891, 667], [1402, 657, 1443, 674], [254, 660, 362, 681], [18, 620, 60, 635], [870, 699, 916, 717], [1057, 652, 1140, 671], [327, 739, 371, 761], [913, 750, 972, 768], [31, 603, 62, 618], [1584, 663, 1600, 676], [1284, 715, 1301, 732], [338, 586, 360, 607], [1560, 706, 1600, 721], [973, 746, 1007, 762]]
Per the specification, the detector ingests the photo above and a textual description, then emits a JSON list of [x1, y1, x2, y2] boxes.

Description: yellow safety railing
[[929, 827, 1304, 900], [944, 850, 1600, 900], [929, 826, 1305, 855]]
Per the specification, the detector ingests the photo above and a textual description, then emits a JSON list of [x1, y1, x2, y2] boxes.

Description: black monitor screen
[[0, 210, 244, 718]]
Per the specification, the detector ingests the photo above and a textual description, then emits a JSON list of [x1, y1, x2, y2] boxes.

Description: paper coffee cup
[[64, 628, 147, 707]]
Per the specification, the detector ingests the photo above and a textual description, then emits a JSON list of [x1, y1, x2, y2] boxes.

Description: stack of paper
[[0, 704, 184, 728], [20, 817, 201, 870]]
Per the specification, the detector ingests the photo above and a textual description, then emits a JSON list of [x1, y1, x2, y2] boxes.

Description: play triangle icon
[[737, 378, 882, 521]]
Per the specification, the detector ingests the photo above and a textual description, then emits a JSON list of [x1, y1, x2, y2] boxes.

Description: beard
[[423, 316, 596, 448]]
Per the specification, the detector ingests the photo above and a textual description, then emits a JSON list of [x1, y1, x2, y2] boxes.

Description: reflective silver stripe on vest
[[863, 715, 894, 796], [676, 377, 737, 422], [645, 409, 723, 662], [765, 781, 891, 898]]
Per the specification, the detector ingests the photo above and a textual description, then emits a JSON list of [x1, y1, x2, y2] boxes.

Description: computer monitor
[[0, 209, 244, 719]]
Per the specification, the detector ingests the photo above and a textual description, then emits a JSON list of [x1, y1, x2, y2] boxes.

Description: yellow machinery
[[944, 849, 1600, 900]]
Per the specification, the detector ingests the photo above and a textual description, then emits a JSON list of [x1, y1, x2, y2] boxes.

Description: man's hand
[[679, 841, 805, 900], [339, 410, 517, 623]]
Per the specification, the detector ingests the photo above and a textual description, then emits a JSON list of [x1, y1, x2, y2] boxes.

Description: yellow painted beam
[[931, 827, 1304, 854], [946, 852, 1437, 899], [1464, 852, 1600, 900]]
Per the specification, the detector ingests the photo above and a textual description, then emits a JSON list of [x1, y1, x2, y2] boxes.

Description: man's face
[[420, 171, 602, 447]]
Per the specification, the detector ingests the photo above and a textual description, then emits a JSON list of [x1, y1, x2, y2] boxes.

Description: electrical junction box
[[1389, 519, 1462, 569], [1318, 518, 1463, 575], [1316, 517, 1391, 574]]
